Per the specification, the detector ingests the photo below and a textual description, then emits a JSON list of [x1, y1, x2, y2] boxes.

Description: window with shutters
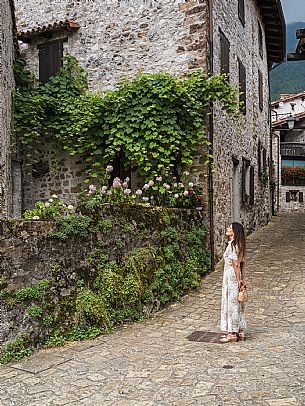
[[220, 30, 230, 76], [38, 38, 67, 83], [238, 0, 245, 25], [258, 22, 263, 58], [258, 70, 263, 111], [238, 59, 246, 115]]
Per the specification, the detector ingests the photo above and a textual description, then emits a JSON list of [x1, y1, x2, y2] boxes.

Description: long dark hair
[[231, 222, 246, 263]]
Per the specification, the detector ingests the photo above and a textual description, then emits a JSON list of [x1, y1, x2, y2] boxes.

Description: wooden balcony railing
[[281, 143, 305, 157], [281, 177, 305, 186]]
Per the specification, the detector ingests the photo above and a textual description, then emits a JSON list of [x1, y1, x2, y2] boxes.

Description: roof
[[271, 91, 305, 107], [17, 20, 80, 42], [257, 0, 286, 65], [272, 111, 305, 128]]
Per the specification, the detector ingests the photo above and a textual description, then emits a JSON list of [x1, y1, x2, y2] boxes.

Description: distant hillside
[[270, 22, 305, 101]]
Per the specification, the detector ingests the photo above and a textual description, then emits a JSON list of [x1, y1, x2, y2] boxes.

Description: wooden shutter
[[258, 70, 263, 111], [299, 192, 304, 202], [286, 192, 290, 202], [38, 43, 50, 84], [239, 59, 246, 114], [263, 147, 267, 170], [258, 22, 263, 58], [220, 30, 230, 75], [241, 159, 246, 204], [249, 166, 255, 205], [238, 0, 245, 25], [38, 39, 66, 83], [258, 141, 261, 176]]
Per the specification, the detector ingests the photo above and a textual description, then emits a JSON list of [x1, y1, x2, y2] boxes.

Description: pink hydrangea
[[106, 165, 113, 173], [136, 189, 142, 196], [124, 189, 132, 195]]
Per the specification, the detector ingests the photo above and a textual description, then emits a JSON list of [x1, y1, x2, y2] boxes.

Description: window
[[258, 22, 263, 58], [258, 70, 263, 111], [286, 190, 304, 202], [38, 38, 67, 83], [258, 141, 267, 177], [238, 59, 246, 114], [220, 30, 230, 76], [238, 0, 245, 25], [282, 159, 305, 167]]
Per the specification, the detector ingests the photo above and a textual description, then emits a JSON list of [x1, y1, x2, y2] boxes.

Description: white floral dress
[[221, 240, 246, 333]]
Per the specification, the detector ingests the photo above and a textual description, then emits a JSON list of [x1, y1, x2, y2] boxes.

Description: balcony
[[282, 177, 305, 186], [281, 143, 305, 157]]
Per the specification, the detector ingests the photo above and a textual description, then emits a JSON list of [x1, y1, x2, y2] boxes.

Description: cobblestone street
[[0, 213, 304, 406]]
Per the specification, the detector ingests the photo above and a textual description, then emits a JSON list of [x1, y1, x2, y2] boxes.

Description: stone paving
[[0, 213, 304, 406]]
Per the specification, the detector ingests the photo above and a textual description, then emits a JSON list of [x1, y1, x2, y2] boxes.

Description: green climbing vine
[[14, 55, 240, 179]]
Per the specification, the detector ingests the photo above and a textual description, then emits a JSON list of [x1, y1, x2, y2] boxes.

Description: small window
[[258, 70, 263, 111], [258, 22, 263, 58], [38, 38, 67, 83], [220, 29, 230, 76], [238, 59, 246, 115], [238, 0, 245, 25]]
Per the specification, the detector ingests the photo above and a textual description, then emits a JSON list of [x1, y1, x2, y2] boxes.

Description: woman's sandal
[[220, 333, 238, 343], [238, 331, 246, 341]]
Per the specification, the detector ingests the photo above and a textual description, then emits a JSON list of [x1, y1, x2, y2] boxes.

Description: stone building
[[272, 92, 305, 213], [14, 0, 285, 258], [0, 0, 15, 217]]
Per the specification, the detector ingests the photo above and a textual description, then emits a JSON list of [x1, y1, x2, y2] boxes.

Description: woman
[[220, 222, 246, 343]]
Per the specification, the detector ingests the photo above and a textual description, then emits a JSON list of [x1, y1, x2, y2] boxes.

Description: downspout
[[207, 0, 215, 271], [268, 70, 274, 216]]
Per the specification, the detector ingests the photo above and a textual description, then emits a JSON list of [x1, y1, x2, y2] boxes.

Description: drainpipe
[[207, 0, 215, 271], [268, 70, 274, 216]]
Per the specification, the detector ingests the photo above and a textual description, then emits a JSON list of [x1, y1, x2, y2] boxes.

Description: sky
[[281, 0, 305, 23]]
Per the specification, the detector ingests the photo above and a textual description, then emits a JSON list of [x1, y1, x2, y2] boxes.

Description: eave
[[257, 0, 286, 66], [17, 20, 80, 43]]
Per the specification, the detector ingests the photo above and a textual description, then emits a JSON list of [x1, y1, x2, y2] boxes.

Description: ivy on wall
[[14, 55, 240, 180]]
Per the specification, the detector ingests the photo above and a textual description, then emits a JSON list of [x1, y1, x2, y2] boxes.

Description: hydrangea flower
[[123, 182, 129, 188], [183, 191, 189, 197], [52, 194, 58, 199], [124, 189, 132, 195], [142, 197, 149, 202], [108, 190, 113, 196], [143, 184, 150, 190], [148, 180, 154, 187], [32, 216, 40, 220], [188, 182, 194, 188], [174, 194, 179, 198], [67, 205, 74, 210], [49, 198, 53, 203], [156, 176, 162, 182], [45, 202, 50, 208], [163, 183, 170, 190], [136, 189, 142, 196], [113, 177, 121, 188], [106, 165, 113, 173], [178, 183, 184, 188]]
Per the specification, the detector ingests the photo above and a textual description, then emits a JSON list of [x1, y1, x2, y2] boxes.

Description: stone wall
[[15, 0, 210, 211], [15, 0, 209, 91], [0, 0, 15, 217], [211, 0, 272, 255], [0, 206, 209, 357]]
